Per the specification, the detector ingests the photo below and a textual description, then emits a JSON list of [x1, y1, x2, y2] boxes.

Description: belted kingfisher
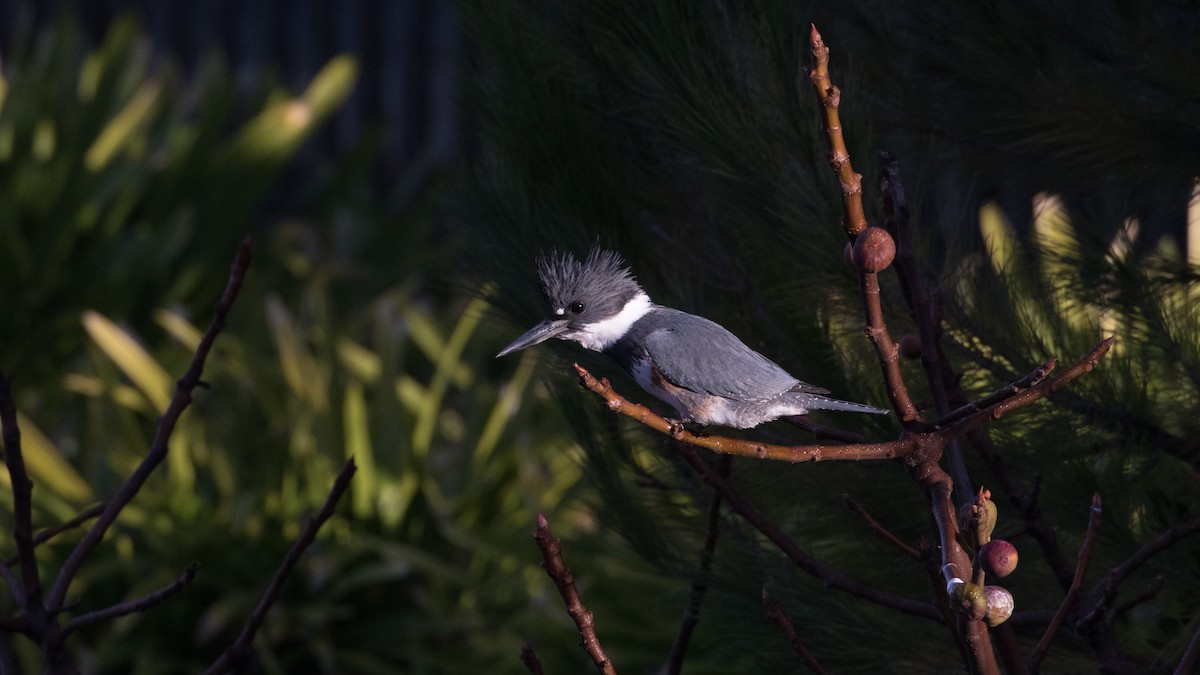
[[496, 248, 888, 429]]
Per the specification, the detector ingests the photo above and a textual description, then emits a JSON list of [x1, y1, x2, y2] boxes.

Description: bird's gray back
[[610, 307, 825, 402]]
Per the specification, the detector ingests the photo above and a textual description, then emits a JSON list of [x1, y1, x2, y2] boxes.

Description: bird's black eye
[[569, 301, 585, 314]]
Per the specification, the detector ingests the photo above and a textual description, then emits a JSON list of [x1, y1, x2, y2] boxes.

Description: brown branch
[[666, 455, 729, 675], [911, 458, 999, 674], [993, 624, 1033, 675], [533, 513, 617, 675], [48, 236, 254, 613], [805, 24, 866, 239], [4, 503, 108, 569], [843, 493, 921, 560], [0, 375, 44, 611], [0, 560, 21, 610], [520, 641, 544, 675], [810, 29, 921, 424], [1078, 516, 1200, 632], [573, 364, 912, 463], [878, 155, 975, 505], [1029, 494, 1103, 672], [675, 443, 942, 621], [1176, 617, 1200, 675], [63, 563, 198, 635], [763, 588, 829, 675], [933, 359, 1058, 430], [940, 338, 1115, 442], [860, 269, 923, 423], [204, 457, 357, 675], [575, 333, 1110, 465], [1111, 575, 1163, 619]]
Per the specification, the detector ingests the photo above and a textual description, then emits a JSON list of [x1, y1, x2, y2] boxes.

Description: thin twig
[[63, 563, 199, 635], [666, 455, 730, 675], [1029, 494, 1103, 672], [0, 375, 44, 611], [1077, 516, 1200, 632], [533, 513, 617, 675], [805, 24, 867, 239], [0, 632, 20, 675], [48, 237, 254, 613], [674, 443, 941, 621], [4, 503, 108, 569], [1111, 576, 1164, 619], [859, 267, 923, 424], [932, 359, 1058, 430], [519, 641, 544, 675], [204, 457, 357, 675], [763, 588, 829, 675], [1176, 617, 1200, 675], [879, 153, 973, 503], [0, 561, 21, 611], [808, 29, 922, 424], [941, 338, 1115, 442], [843, 493, 921, 560]]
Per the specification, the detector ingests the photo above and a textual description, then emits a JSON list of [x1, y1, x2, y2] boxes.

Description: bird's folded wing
[[642, 314, 826, 402]]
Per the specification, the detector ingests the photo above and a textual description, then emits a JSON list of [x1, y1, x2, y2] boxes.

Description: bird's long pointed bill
[[496, 319, 569, 357]]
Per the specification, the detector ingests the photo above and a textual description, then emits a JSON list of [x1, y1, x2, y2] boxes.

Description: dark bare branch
[[675, 443, 941, 621], [763, 588, 829, 675], [204, 457, 356, 675], [0, 375, 44, 610], [843, 493, 921, 560], [1029, 494, 1103, 672], [48, 237, 254, 613], [63, 563, 199, 635], [533, 513, 617, 675], [666, 455, 730, 675]]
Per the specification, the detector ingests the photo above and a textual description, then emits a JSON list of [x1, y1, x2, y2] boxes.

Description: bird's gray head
[[497, 247, 650, 356]]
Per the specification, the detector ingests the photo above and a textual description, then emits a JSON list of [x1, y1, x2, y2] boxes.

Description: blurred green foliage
[[0, 13, 664, 674], [0, 15, 354, 390]]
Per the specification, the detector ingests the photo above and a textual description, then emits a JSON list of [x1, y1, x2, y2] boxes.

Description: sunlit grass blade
[[411, 297, 488, 456], [343, 380, 377, 518], [81, 310, 172, 413], [473, 349, 536, 465], [266, 295, 329, 411], [11, 412, 93, 504], [84, 79, 161, 171]]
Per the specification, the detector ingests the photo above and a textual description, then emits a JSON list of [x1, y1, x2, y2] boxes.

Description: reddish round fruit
[[984, 585, 1014, 627], [979, 539, 1019, 578], [852, 226, 896, 272]]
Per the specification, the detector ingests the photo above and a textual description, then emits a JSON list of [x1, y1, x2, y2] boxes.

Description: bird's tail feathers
[[800, 394, 889, 415]]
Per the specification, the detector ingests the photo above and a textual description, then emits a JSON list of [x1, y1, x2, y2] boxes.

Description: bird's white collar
[[572, 292, 652, 351]]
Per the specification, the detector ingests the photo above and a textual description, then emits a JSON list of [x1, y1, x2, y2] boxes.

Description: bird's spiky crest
[[535, 247, 640, 310]]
